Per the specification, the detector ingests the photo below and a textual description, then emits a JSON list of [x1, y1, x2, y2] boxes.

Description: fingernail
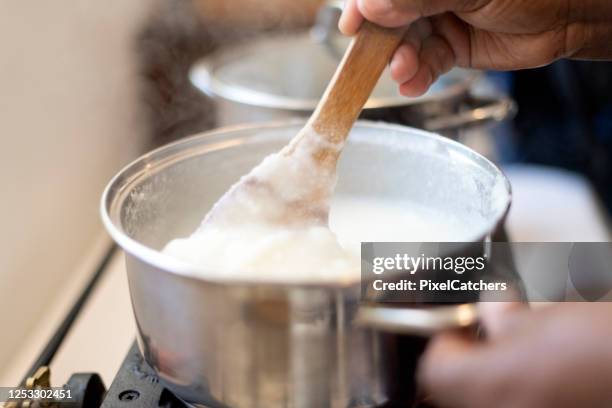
[[338, 0, 352, 32], [338, 12, 347, 32]]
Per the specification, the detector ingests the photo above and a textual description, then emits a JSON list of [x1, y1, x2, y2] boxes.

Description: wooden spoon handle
[[309, 22, 406, 143]]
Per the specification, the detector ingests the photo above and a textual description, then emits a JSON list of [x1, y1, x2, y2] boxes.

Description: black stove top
[[101, 343, 188, 408], [99, 342, 434, 408]]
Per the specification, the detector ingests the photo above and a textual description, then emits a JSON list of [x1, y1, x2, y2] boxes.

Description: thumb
[[417, 331, 484, 408], [355, 0, 491, 27], [478, 301, 529, 340]]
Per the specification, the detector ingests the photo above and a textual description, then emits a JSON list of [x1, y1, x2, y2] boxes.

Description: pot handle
[[423, 95, 517, 132], [355, 303, 479, 337], [311, 0, 346, 59]]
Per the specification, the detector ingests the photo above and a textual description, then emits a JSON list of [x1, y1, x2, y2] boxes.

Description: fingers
[[420, 304, 612, 408], [339, 0, 364, 35], [339, 0, 421, 35], [339, 2, 473, 96], [418, 332, 486, 408], [399, 64, 433, 96], [418, 329, 519, 408], [390, 17, 427, 82], [388, 16, 463, 97], [418, 304, 532, 408], [339, 0, 491, 33], [390, 43, 419, 83], [429, 13, 471, 67], [479, 301, 528, 340], [398, 33, 456, 96], [356, 0, 420, 28]]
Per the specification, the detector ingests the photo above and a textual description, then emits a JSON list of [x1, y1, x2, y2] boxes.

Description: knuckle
[[418, 346, 457, 392], [358, 0, 418, 25], [358, 0, 395, 20]]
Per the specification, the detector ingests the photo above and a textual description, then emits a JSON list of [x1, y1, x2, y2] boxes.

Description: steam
[[135, 0, 324, 146]]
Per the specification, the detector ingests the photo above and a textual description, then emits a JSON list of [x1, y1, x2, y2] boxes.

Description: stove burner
[[100, 342, 438, 408], [101, 343, 188, 408]]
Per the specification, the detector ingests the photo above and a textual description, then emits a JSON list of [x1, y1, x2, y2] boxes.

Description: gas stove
[[101, 342, 441, 408], [17, 338, 437, 408], [5, 245, 186, 408], [76, 343, 437, 408], [7, 226, 523, 408], [24, 341, 434, 408], [7, 244, 447, 408], [101, 342, 192, 408]]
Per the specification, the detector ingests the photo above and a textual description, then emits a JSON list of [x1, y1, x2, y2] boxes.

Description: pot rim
[[101, 120, 512, 288], [190, 32, 481, 112]]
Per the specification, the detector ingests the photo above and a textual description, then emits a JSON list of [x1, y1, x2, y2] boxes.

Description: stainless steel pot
[[101, 121, 511, 407], [190, 31, 515, 136]]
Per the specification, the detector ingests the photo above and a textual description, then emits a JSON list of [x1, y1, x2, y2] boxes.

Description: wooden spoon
[[307, 22, 406, 145], [204, 22, 406, 226]]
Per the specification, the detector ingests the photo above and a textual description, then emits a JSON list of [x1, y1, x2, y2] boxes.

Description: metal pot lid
[[191, 32, 480, 111]]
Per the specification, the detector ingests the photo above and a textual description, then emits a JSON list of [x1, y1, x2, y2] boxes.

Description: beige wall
[[193, 0, 324, 28], [0, 1, 154, 372]]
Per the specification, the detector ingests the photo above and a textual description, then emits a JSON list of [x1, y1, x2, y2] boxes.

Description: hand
[[339, 0, 612, 96], [418, 302, 612, 408]]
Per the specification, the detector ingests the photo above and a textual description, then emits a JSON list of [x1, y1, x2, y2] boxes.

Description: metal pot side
[[101, 121, 511, 407], [190, 32, 516, 137]]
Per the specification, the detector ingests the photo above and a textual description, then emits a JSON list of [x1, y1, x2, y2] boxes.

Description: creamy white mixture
[[163, 194, 475, 284], [163, 222, 358, 284], [329, 196, 477, 256], [162, 125, 480, 283], [164, 124, 359, 283], [203, 125, 340, 226]]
